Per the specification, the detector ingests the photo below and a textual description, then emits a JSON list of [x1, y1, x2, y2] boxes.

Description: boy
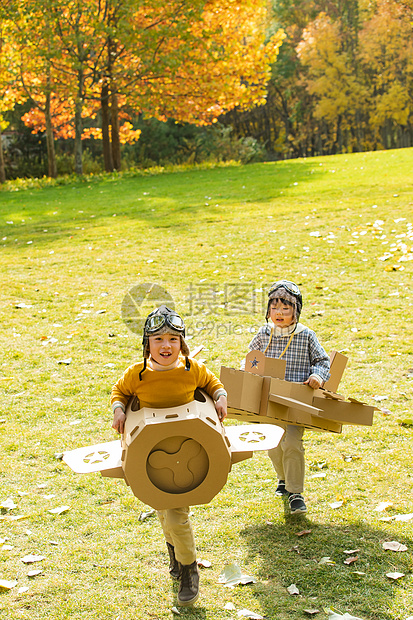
[[111, 305, 227, 606], [245, 280, 330, 515]]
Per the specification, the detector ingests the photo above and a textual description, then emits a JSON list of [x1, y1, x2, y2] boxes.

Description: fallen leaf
[[304, 610, 320, 616], [18, 586, 30, 593], [237, 610, 263, 619], [382, 541, 408, 552], [386, 572, 405, 580], [319, 557, 335, 565], [309, 472, 327, 479], [289, 545, 301, 554], [326, 610, 365, 620], [197, 559, 212, 568], [344, 556, 359, 565], [373, 395, 388, 402], [138, 508, 156, 522], [171, 606, 181, 615], [374, 501, 393, 512], [330, 501, 344, 509], [311, 461, 328, 470], [2, 545, 14, 551], [344, 549, 360, 555], [57, 358, 72, 365], [296, 529, 312, 537], [224, 602, 236, 611], [1, 498, 17, 510], [394, 513, 413, 522], [0, 579, 18, 591], [48, 506, 70, 515], [352, 571, 366, 576], [21, 554, 45, 564], [218, 564, 256, 587], [342, 455, 361, 462], [287, 584, 300, 595], [27, 569, 43, 577]]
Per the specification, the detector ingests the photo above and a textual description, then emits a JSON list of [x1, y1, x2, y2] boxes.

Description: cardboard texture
[[63, 392, 285, 510], [220, 350, 375, 433]]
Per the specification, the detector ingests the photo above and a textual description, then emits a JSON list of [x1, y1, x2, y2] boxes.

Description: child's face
[[269, 300, 295, 328], [149, 333, 181, 366]]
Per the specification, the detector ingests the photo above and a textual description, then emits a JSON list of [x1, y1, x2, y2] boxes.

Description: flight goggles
[[268, 280, 301, 298], [144, 309, 185, 335]]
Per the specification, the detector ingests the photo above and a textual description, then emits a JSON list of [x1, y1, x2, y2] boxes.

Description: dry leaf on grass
[[0, 514, 27, 521], [287, 584, 300, 595], [0, 498, 17, 510], [344, 556, 359, 565], [197, 559, 212, 568], [237, 610, 263, 619], [386, 572, 405, 580], [374, 501, 393, 512], [382, 541, 408, 552], [330, 501, 344, 509], [304, 610, 320, 616], [224, 602, 236, 611], [394, 513, 413, 522], [0, 579, 18, 590], [296, 529, 312, 537], [48, 506, 70, 515], [21, 554, 45, 564], [326, 610, 365, 620], [27, 569, 43, 577], [319, 557, 335, 565], [218, 564, 256, 587], [344, 549, 360, 555]]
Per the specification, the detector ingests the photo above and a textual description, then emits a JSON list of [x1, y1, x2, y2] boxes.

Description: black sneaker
[[177, 561, 199, 606], [275, 480, 288, 497], [288, 493, 307, 515], [166, 542, 181, 580]]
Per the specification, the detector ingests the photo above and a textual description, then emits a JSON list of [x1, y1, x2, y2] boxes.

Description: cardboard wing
[[63, 440, 123, 475], [63, 391, 284, 510], [221, 349, 375, 433]]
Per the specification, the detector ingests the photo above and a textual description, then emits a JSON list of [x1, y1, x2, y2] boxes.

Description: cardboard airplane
[[220, 350, 376, 433], [63, 389, 284, 510]]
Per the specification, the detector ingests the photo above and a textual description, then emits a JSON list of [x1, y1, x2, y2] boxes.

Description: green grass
[[1, 149, 413, 619]]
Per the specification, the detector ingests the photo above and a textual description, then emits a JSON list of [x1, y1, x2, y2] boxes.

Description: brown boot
[[177, 560, 199, 606], [166, 542, 181, 580]]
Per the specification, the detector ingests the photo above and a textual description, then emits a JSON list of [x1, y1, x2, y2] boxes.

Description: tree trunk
[[111, 91, 121, 171], [101, 81, 113, 172], [45, 90, 57, 178], [0, 126, 6, 183], [74, 68, 84, 175]]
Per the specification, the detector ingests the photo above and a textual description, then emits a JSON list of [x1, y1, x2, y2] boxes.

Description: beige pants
[[268, 424, 305, 494], [157, 507, 196, 566]]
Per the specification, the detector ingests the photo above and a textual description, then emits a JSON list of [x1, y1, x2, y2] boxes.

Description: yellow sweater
[[111, 356, 224, 410]]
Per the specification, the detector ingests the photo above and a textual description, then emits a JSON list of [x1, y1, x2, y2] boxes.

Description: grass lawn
[[0, 148, 412, 620]]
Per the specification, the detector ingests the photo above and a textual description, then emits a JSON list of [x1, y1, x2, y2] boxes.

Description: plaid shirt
[[248, 323, 330, 383]]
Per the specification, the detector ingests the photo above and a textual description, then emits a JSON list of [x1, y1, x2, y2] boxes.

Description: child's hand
[[214, 395, 227, 422], [112, 408, 126, 434], [304, 375, 322, 389]]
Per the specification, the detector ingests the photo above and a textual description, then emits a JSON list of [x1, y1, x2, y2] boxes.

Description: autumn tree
[[358, 0, 413, 148], [8, 0, 284, 175], [0, 16, 28, 183]]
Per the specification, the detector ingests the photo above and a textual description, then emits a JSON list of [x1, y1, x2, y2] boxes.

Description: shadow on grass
[[240, 499, 412, 620], [0, 160, 325, 246]]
